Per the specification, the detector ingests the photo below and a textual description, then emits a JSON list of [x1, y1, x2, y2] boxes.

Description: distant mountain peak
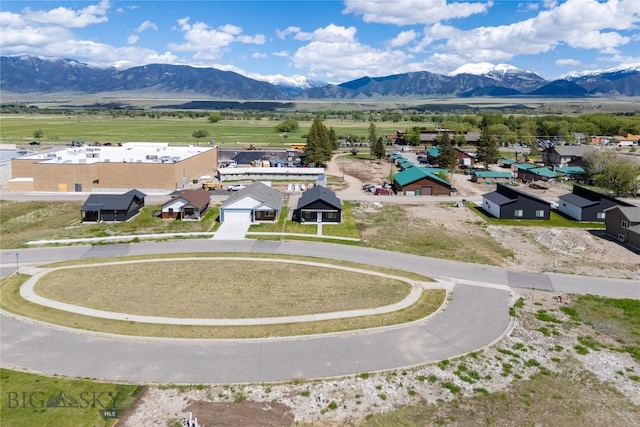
[[448, 63, 521, 76]]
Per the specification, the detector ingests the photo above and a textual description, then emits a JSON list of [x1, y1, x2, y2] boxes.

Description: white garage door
[[223, 210, 252, 223]]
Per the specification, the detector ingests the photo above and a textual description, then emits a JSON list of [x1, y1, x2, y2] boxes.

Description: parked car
[[227, 184, 247, 191], [374, 187, 393, 195], [28, 141, 40, 146], [362, 184, 376, 192]]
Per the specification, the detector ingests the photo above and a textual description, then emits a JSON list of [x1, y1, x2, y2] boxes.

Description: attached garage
[[222, 209, 252, 223]]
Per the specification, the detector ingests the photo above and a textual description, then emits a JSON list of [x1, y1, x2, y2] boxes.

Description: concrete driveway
[[212, 220, 251, 240]]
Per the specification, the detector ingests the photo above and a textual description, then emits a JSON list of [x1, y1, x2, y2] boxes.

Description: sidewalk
[[17, 262, 441, 326]]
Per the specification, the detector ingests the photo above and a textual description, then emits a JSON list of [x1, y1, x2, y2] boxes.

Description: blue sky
[[1, 0, 639, 86]]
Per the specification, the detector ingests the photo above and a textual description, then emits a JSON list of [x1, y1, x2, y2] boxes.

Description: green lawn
[[0, 369, 141, 427], [469, 204, 606, 228]]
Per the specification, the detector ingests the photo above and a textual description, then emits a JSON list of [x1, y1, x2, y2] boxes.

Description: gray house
[[541, 145, 597, 167], [604, 205, 640, 250], [558, 185, 634, 222], [293, 185, 342, 223], [482, 183, 551, 220], [220, 182, 282, 223], [81, 189, 146, 222]]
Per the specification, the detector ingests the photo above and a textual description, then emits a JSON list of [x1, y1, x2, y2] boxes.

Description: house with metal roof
[[555, 166, 586, 180], [558, 185, 635, 222], [293, 185, 342, 223], [220, 182, 282, 223], [161, 188, 211, 221], [516, 165, 557, 182], [541, 145, 598, 167], [482, 183, 551, 220], [81, 189, 146, 222], [604, 205, 640, 250], [393, 167, 452, 196], [470, 170, 513, 184]]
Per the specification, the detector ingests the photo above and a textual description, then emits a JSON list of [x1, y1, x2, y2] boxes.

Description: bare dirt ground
[[120, 153, 639, 426]]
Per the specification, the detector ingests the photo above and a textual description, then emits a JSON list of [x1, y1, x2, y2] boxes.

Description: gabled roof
[[81, 189, 146, 211], [296, 185, 342, 210], [163, 188, 210, 209], [556, 166, 586, 175], [394, 167, 451, 187], [528, 167, 557, 178], [545, 145, 597, 157], [516, 163, 538, 171], [559, 185, 634, 208], [483, 183, 551, 207], [221, 182, 282, 210], [603, 205, 640, 223], [473, 171, 513, 179]]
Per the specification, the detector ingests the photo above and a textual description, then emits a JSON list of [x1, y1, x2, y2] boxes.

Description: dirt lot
[[119, 153, 639, 426]]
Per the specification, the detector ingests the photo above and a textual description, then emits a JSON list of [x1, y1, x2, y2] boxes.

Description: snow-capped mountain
[[1, 56, 638, 99]]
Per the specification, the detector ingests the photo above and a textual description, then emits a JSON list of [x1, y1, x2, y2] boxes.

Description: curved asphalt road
[[1, 240, 638, 383]]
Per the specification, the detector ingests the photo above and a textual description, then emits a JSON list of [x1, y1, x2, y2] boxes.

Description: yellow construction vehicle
[[201, 181, 223, 190], [244, 144, 258, 150]]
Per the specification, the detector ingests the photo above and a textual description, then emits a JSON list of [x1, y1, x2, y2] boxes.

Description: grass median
[[1, 255, 444, 339]]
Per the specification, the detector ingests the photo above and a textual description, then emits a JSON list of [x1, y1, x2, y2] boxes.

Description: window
[[597, 212, 605, 220], [325, 212, 338, 220], [535, 210, 545, 218], [618, 233, 626, 242], [514, 209, 523, 217], [622, 220, 629, 228]]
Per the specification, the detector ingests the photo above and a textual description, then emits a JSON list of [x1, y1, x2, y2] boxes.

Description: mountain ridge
[[1, 55, 638, 99]]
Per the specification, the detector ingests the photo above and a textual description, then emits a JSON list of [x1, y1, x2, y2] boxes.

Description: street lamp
[[15, 252, 19, 275]]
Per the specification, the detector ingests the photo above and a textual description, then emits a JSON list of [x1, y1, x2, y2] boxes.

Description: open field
[[0, 114, 402, 146]]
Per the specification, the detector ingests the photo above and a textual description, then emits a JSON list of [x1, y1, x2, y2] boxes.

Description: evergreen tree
[[305, 117, 332, 165], [436, 132, 455, 169], [476, 127, 500, 167], [328, 127, 338, 150]]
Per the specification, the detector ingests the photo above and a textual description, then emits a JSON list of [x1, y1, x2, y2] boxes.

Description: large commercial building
[[9, 143, 218, 192]]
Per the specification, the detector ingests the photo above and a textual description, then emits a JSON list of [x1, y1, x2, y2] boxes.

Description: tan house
[[161, 188, 211, 220]]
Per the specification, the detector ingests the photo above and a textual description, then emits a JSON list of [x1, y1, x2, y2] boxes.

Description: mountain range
[[1, 55, 639, 100]]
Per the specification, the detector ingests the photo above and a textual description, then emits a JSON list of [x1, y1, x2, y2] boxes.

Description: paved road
[[1, 240, 638, 384]]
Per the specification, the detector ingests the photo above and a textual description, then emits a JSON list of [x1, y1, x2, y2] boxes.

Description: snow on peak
[[448, 63, 520, 76], [562, 62, 640, 79]]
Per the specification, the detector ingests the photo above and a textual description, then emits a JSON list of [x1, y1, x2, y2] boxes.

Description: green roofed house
[[517, 166, 557, 182], [393, 167, 452, 196], [470, 170, 513, 184], [556, 166, 586, 180]]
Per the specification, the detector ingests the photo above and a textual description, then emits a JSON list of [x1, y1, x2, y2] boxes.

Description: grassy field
[[0, 256, 444, 339], [0, 200, 220, 248], [35, 260, 411, 318], [0, 114, 402, 146]]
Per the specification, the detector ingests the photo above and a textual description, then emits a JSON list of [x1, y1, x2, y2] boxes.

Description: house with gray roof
[[604, 205, 640, 250], [220, 182, 282, 223], [293, 185, 342, 223], [558, 185, 634, 222], [542, 145, 597, 167], [482, 183, 551, 220], [81, 189, 146, 222]]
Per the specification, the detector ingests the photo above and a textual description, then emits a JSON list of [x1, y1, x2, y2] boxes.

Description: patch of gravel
[[120, 290, 640, 426]]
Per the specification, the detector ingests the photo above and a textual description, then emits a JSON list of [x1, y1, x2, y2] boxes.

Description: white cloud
[[387, 30, 418, 48], [276, 26, 301, 40], [127, 34, 139, 45], [343, 0, 492, 25], [252, 52, 267, 59], [556, 58, 581, 67], [272, 51, 289, 57], [291, 24, 411, 82], [168, 17, 265, 60], [136, 20, 158, 33], [23, 0, 110, 28]]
